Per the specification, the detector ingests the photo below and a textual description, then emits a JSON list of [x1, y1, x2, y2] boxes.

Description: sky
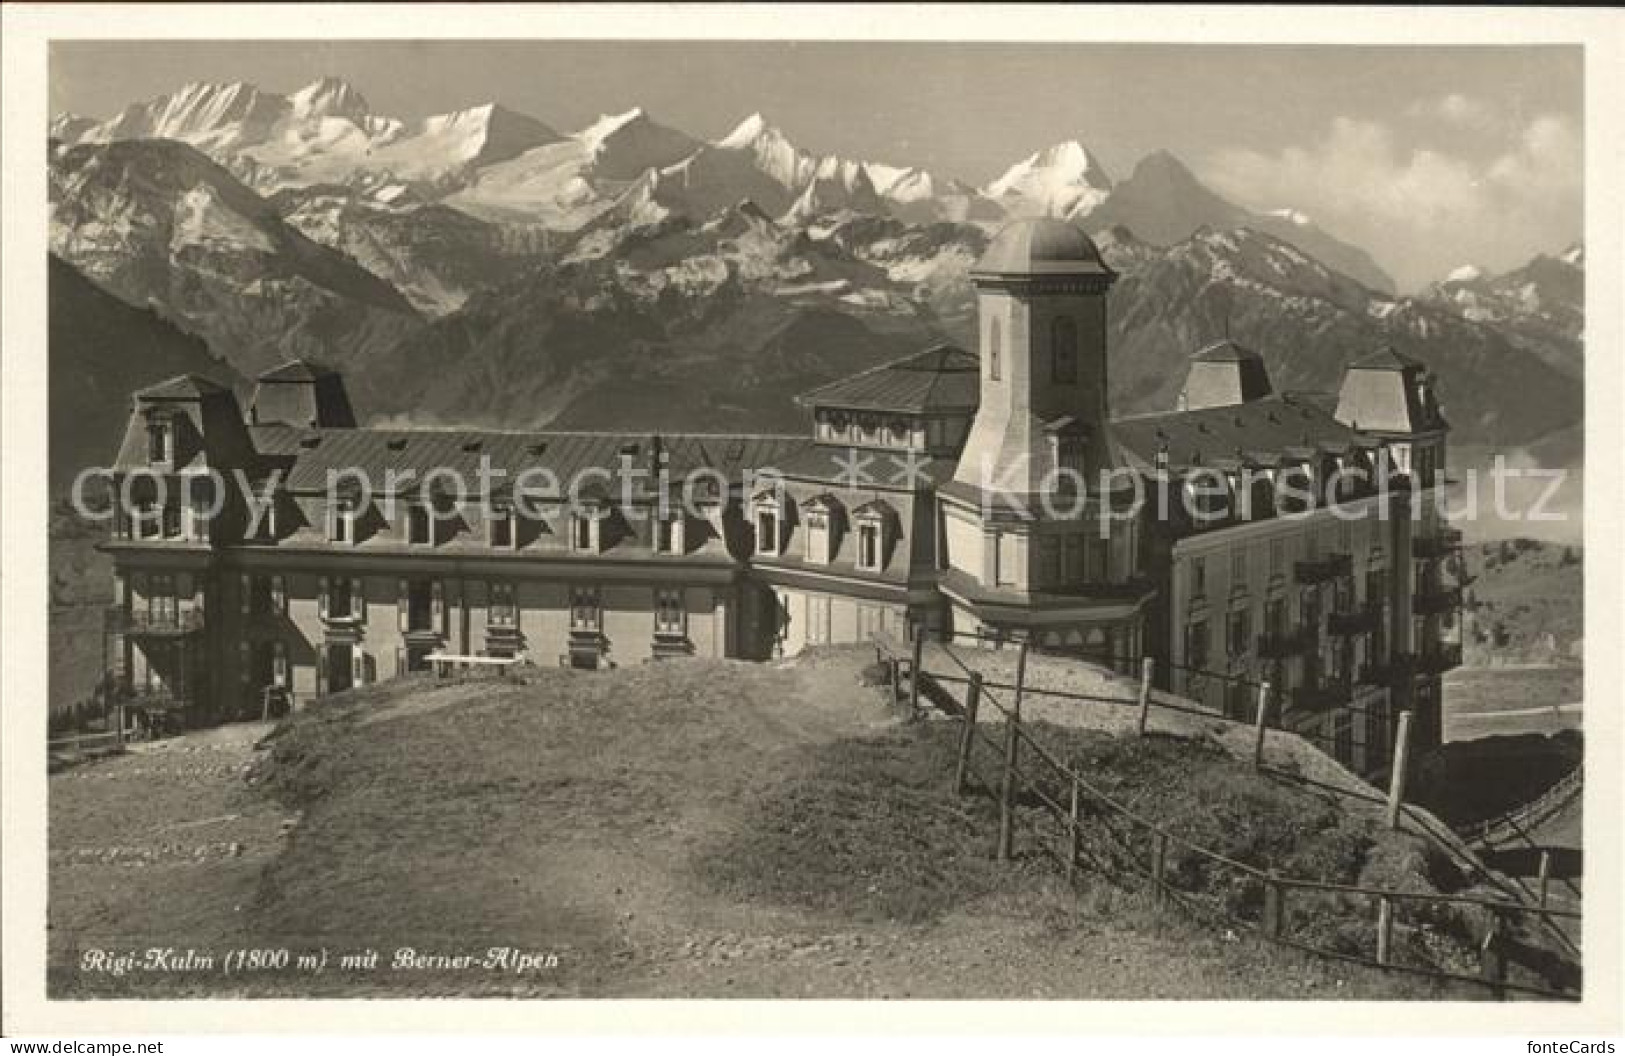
[[50, 41, 1583, 291]]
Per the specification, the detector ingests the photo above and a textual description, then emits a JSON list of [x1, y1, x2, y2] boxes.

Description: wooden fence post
[[1151, 829, 1169, 909], [888, 656, 901, 705], [1481, 908, 1507, 998], [996, 641, 1029, 862], [1135, 657, 1155, 737], [1387, 710, 1414, 830], [1252, 681, 1273, 769], [953, 673, 983, 796], [1066, 775, 1081, 885], [1376, 895, 1393, 965], [909, 627, 924, 714], [1262, 871, 1284, 939], [114, 702, 126, 749], [1537, 849, 1552, 909]]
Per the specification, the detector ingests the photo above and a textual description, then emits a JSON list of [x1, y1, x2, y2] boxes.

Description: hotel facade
[[99, 219, 1462, 777]]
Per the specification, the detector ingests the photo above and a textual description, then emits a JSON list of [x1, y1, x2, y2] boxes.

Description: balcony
[[1257, 627, 1315, 658], [1295, 553, 1352, 585], [1393, 644, 1463, 676], [104, 607, 205, 636], [1358, 658, 1396, 685], [1292, 679, 1353, 712], [1413, 585, 1462, 616], [1328, 601, 1382, 636], [1412, 527, 1464, 560]]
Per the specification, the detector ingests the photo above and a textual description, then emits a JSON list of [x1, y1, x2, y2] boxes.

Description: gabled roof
[[1111, 394, 1367, 474], [795, 345, 980, 414], [257, 357, 338, 382], [1191, 339, 1263, 364], [134, 374, 229, 400], [1350, 345, 1426, 372]]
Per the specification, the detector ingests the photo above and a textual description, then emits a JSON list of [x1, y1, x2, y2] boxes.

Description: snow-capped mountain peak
[[1444, 264, 1485, 285], [288, 76, 372, 123], [580, 107, 651, 145], [983, 138, 1114, 220], [1560, 243, 1584, 267], [714, 113, 815, 190]]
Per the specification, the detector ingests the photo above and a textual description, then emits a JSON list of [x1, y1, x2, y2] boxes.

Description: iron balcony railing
[[1413, 585, 1463, 616], [1256, 626, 1316, 658], [1328, 601, 1382, 636], [1413, 527, 1464, 560], [104, 606, 205, 635], [1292, 678, 1353, 712], [1358, 658, 1396, 686], [1294, 553, 1352, 585]]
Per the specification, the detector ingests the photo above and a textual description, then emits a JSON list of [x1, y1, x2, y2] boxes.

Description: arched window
[[1052, 317, 1078, 384], [988, 318, 1002, 381]]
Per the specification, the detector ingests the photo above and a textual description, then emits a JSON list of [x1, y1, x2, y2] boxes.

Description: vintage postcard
[[2, 2, 1622, 1040]]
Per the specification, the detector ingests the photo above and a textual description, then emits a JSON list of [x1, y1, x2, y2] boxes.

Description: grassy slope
[[54, 649, 1539, 998], [1462, 539, 1583, 666]]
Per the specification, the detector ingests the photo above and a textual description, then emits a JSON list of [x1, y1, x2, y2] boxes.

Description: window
[[1270, 538, 1284, 575], [1191, 556, 1207, 597], [147, 420, 173, 464], [1231, 547, 1247, 585], [570, 587, 601, 632], [572, 512, 595, 552], [331, 498, 357, 544], [1185, 620, 1210, 671], [1052, 317, 1078, 384], [1265, 597, 1286, 639], [888, 419, 910, 444], [857, 524, 882, 571], [149, 574, 176, 626], [408, 503, 432, 546], [1226, 607, 1252, 657], [805, 509, 831, 565], [756, 508, 779, 556], [655, 512, 684, 555], [401, 579, 437, 633], [322, 577, 363, 621], [489, 582, 517, 627], [132, 500, 162, 540], [489, 506, 515, 549], [989, 318, 1002, 380], [654, 588, 685, 637]]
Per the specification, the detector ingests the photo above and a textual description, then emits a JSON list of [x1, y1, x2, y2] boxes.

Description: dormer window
[[148, 419, 174, 464], [853, 500, 894, 573], [655, 509, 684, 555], [571, 510, 601, 553], [857, 523, 882, 571], [803, 495, 842, 565], [752, 487, 790, 557], [407, 503, 432, 546], [331, 497, 357, 544], [489, 505, 516, 549]]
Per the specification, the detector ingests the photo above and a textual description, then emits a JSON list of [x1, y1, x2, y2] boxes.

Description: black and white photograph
[[3, 3, 1622, 1043]]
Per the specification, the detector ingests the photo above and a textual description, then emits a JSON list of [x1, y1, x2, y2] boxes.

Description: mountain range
[[47, 76, 1584, 485]]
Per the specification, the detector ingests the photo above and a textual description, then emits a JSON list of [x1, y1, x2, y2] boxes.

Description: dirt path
[[48, 722, 289, 994], [50, 653, 1476, 999]]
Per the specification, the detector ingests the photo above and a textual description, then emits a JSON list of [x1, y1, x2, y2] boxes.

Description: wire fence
[[872, 632, 1582, 1001]]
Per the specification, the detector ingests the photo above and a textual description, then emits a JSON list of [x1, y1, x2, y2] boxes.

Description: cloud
[[1202, 114, 1582, 289], [1405, 92, 1502, 132]]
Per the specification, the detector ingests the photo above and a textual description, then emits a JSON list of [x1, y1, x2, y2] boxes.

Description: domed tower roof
[[972, 218, 1115, 280]]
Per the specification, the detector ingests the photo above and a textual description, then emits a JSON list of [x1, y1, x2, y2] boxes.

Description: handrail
[[873, 632, 1582, 998], [1464, 767, 1583, 847]]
